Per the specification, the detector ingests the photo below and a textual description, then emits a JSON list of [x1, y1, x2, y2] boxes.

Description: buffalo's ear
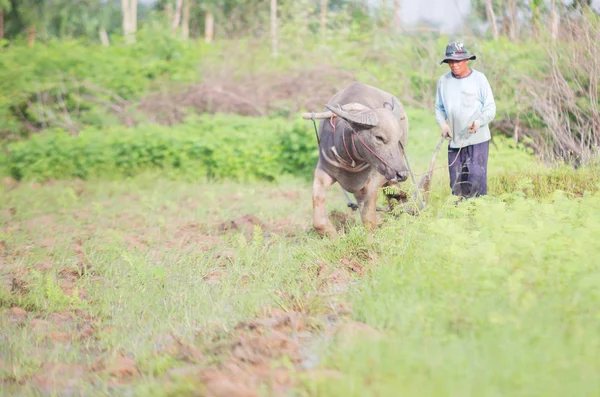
[[383, 97, 395, 111], [325, 104, 379, 130]]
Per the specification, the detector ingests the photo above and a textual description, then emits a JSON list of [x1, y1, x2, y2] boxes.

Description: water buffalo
[[304, 82, 410, 238]]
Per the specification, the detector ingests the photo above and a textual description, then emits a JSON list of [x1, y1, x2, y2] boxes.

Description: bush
[[6, 114, 305, 182], [0, 37, 210, 140], [279, 119, 320, 178]]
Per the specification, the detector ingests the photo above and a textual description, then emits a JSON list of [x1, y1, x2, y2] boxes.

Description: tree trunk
[[121, 0, 135, 43], [172, 0, 183, 31], [531, 3, 539, 38], [204, 12, 214, 43], [182, 0, 190, 40], [130, 0, 137, 37], [506, 0, 518, 41], [270, 0, 278, 57], [166, 2, 173, 25], [0, 10, 4, 41], [99, 27, 110, 46], [485, 0, 499, 41], [380, 0, 389, 29], [28, 25, 36, 47], [320, 0, 327, 44], [394, 0, 401, 31], [550, 0, 559, 41]]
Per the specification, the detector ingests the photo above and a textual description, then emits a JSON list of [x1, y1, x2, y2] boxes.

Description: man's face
[[448, 60, 469, 77]]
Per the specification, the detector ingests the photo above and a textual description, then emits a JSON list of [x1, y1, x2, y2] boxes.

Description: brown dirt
[[316, 263, 353, 293], [218, 214, 305, 240], [1, 177, 18, 190], [11, 274, 29, 295], [214, 250, 236, 264], [188, 297, 373, 397], [34, 261, 55, 272], [0, 184, 377, 396], [341, 257, 367, 277], [268, 218, 303, 238], [4, 307, 28, 325], [196, 309, 311, 397], [137, 65, 356, 125], [48, 331, 72, 343], [30, 319, 51, 330], [92, 353, 139, 382], [268, 190, 301, 201], [31, 363, 87, 395], [203, 271, 224, 285], [218, 215, 266, 234], [328, 210, 357, 233]]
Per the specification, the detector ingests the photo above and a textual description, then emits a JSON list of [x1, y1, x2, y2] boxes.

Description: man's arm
[[476, 75, 496, 128], [434, 78, 448, 127]]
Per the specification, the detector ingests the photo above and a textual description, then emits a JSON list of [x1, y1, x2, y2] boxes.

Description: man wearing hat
[[435, 41, 496, 198]]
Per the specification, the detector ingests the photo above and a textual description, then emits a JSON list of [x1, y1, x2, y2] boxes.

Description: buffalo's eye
[[375, 135, 385, 143]]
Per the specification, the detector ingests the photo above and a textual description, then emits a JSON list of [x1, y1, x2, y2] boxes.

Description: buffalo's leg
[[312, 167, 337, 238], [354, 189, 380, 231]]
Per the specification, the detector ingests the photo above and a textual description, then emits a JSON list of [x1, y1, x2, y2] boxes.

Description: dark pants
[[448, 140, 489, 198]]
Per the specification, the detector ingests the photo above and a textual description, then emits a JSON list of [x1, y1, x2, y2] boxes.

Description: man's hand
[[441, 123, 452, 140], [468, 120, 481, 133]]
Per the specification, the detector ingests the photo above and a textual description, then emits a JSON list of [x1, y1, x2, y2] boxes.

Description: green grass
[[302, 190, 600, 396], [1, 115, 599, 396]]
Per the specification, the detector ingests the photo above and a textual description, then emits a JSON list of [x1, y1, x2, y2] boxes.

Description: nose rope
[[348, 125, 400, 173], [398, 140, 426, 211]]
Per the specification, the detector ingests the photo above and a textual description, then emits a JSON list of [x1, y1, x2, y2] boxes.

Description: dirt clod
[[219, 215, 265, 233], [200, 369, 260, 397], [94, 354, 138, 381], [32, 363, 86, 395], [35, 261, 54, 271], [4, 307, 28, 325]]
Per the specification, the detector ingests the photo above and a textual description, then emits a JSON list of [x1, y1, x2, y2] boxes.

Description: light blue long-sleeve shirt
[[435, 69, 496, 149]]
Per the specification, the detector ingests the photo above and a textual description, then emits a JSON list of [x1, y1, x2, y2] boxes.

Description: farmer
[[435, 41, 496, 198]]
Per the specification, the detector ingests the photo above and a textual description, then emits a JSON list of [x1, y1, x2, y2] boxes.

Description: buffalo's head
[[325, 100, 409, 183]]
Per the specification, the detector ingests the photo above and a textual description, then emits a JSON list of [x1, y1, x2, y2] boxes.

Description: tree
[[530, 0, 543, 38], [550, 0, 559, 40], [485, 0, 498, 40], [172, 0, 183, 31], [15, 0, 46, 46], [320, 0, 326, 43], [394, 0, 400, 31], [0, 0, 11, 40], [181, 0, 190, 39], [505, 0, 519, 41], [571, 0, 592, 10], [271, 0, 277, 56], [121, 0, 137, 43]]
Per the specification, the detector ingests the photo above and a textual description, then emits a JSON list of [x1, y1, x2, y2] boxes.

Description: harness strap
[[352, 127, 398, 172]]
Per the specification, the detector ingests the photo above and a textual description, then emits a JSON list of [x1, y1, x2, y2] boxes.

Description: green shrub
[[279, 119, 320, 179], [6, 114, 302, 182]]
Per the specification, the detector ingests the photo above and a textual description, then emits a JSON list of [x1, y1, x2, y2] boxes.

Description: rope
[[310, 111, 471, 214], [398, 140, 426, 211], [311, 113, 320, 146]]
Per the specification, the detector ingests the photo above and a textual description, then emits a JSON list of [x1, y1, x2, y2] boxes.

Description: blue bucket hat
[[440, 41, 476, 65]]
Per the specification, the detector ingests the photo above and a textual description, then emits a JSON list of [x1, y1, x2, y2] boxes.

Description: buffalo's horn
[[325, 104, 379, 128], [301, 103, 371, 120], [302, 111, 333, 120]]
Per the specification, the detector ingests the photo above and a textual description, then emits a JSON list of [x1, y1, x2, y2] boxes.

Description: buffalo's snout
[[396, 171, 409, 182], [387, 170, 408, 183]]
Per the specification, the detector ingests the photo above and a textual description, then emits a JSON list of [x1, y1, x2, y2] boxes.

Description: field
[[2, 101, 600, 397]]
